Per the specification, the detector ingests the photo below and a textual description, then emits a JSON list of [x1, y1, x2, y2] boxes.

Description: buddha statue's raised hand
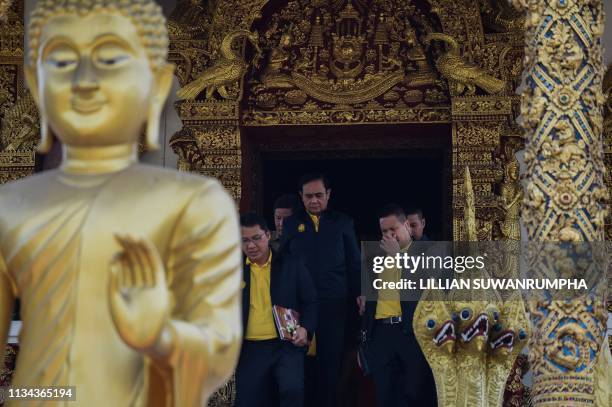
[[0, 2, 243, 404], [109, 233, 172, 356]]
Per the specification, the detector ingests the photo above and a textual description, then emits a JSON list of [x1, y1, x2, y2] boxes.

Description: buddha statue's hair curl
[[28, 0, 168, 70]]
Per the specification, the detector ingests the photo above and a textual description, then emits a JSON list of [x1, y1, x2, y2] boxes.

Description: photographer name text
[[372, 278, 588, 291]]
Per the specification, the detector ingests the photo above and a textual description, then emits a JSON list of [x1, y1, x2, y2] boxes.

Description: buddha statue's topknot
[[28, 0, 168, 70]]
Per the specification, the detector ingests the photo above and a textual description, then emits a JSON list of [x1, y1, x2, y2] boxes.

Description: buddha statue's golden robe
[[0, 163, 242, 406]]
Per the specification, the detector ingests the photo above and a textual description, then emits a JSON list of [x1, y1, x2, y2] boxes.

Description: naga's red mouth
[[461, 313, 489, 342], [433, 320, 456, 346], [490, 330, 515, 351]]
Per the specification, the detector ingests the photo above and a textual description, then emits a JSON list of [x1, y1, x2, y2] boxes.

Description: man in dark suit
[[236, 213, 317, 407], [361, 204, 437, 407], [406, 206, 429, 241], [280, 173, 363, 407], [271, 193, 299, 251]]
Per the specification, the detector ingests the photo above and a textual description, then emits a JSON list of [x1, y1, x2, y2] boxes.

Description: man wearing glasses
[[280, 173, 362, 407], [236, 213, 317, 407]]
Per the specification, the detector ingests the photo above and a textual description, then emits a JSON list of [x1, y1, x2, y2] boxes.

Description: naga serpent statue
[[413, 167, 531, 407]]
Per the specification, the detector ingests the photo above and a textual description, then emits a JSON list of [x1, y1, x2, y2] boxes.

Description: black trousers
[[314, 299, 347, 407], [235, 339, 305, 407], [369, 324, 437, 407]]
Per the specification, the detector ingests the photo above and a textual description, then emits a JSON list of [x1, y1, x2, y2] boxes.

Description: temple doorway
[[241, 124, 453, 241]]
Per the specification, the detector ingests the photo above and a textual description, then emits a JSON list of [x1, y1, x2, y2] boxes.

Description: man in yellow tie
[[237, 213, 317, 407], [360, 204, 436, 407], [280, 173, 362, 407]]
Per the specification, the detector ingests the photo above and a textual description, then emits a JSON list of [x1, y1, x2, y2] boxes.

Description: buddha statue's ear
[[146, 63, 175, 151], [25, 65, 52, 154]]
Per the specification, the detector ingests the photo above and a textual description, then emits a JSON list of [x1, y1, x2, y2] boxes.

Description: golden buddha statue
[[0, 1, 242, 406]]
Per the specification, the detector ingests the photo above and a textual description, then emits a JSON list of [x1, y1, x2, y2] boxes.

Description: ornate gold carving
[[605, 63, 612, 377], [0, 0, 11, 22], [453, 120, 508, 243], [260, 30, 294, 89], [514, 0, 608, 405], [242, 106, 451, 126], [0, 0, 23, 116], [1, 344, 18, 392], [290, 71, 405, 105], [0, 92, 38, 153], [429, 0, 485, 62], [424, 33, 505, 96], [479, 0, 525, 33], [245, 0, 447, 112], [499, 157, 522, 241], [169, 0, 267, 212], [170, 124, 242, 200], [414, 167, 531, 407], [464, 166, 477, 241], [206, 375, 236, 407], [0, 65, 17, 121], [167, 1, 213, 88], [603, 64, 612, 241], [0, 0, 30, 186], [177, 30, 261, 100], [404, 18, 437, 87], [452, 96, 512, 119], [176, 100, 240, 121], [207, 0, 268, 54]]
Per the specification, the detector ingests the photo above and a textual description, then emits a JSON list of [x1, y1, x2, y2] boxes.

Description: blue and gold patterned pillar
[[513, 0, 608, 405]]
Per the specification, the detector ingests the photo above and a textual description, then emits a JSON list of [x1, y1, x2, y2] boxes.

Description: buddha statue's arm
[[109, 178, 242, 405], [162, 179, 243, 405], [0, 254, 15, 361]]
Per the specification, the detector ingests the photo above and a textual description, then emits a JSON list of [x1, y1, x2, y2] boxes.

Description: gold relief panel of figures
[[168, 0, 523, 126], [244, 0, 450, 113]]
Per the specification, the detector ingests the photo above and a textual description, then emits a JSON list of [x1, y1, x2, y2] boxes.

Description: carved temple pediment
[[244, 0, 449, 113]]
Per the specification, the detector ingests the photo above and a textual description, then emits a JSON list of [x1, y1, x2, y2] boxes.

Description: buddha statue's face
[[26, 12, 173, 148]]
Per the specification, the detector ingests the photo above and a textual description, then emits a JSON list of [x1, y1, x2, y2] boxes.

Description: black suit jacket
[[242, 251, 318, 338], [280, 209, 361, 299]]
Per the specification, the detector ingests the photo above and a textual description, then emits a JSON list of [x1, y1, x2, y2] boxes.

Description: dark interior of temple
[[241, 123, 453, 241], [262, 152, 451, 241]]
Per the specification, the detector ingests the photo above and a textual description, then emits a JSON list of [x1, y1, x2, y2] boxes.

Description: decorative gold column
[[513, 0, 608, 405], [604, 64, 612, 241]]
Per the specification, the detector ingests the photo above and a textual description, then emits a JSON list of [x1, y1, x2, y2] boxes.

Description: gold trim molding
[[242, 107, 452, 126]]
